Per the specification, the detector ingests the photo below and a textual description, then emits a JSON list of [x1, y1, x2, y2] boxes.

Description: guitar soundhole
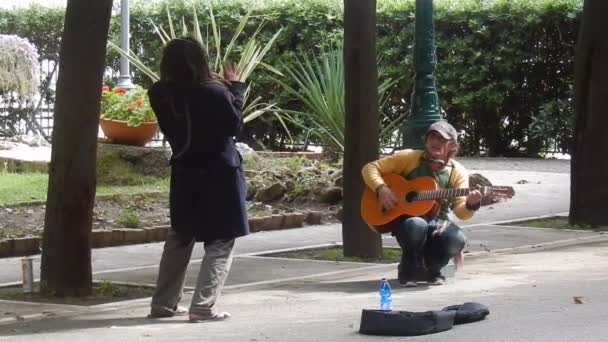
[[405, 191, 418, 203]]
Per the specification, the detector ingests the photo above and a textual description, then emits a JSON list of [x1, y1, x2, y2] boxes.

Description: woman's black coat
[[148, 80, 249, 242]]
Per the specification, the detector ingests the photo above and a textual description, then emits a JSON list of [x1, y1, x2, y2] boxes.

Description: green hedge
[[0, 0, 582, 156]]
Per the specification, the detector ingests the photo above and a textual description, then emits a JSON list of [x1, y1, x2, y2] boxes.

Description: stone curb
[[0, 211, 324, 259]]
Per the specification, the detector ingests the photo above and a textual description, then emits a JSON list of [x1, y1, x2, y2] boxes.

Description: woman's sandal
[[189, 311, 231, 323]]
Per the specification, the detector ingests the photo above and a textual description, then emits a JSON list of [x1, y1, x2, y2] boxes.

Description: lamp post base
[[116, 75, 135, 89]]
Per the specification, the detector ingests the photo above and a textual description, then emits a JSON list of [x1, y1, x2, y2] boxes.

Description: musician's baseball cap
[[426, 121, 458, 142]]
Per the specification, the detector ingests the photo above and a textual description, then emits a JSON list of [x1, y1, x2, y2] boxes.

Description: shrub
[[0, 0, 582, 155]]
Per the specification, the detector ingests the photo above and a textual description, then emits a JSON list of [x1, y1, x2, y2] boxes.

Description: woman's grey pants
[[150, 229, 235, 317]]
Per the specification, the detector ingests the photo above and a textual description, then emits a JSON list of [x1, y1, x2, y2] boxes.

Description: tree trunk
[[342, 0, 382, 257], [570, 0, 608, 226], [40, 0, 113, 296]]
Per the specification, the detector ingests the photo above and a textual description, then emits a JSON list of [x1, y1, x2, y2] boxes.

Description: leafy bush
[[0, 0, 582, 156], [118, 209, 141, 228]]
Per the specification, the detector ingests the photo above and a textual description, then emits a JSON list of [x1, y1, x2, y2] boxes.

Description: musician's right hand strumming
[[376, 184, 398, 212]]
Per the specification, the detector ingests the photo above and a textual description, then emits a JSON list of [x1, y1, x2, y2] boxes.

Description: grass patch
[[0, 173, 48, 205], [513, 217, 608, 231], [0, 172, 169, 205], [266, 246, 402, 263], [0, 281, 155, 306]]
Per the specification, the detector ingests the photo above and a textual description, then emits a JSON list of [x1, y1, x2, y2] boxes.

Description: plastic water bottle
[[379, 277, 393, 310]]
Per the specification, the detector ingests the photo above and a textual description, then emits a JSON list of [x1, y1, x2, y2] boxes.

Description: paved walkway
[[1, 240, 607, 341], [458, 157, 569, 173], [3, 157, 605, 342]]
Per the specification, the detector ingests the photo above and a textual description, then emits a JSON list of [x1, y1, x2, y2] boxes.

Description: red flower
[[102, 85, 110, 92], [135, 98, 144, 105], [114, 87, 126, 94]]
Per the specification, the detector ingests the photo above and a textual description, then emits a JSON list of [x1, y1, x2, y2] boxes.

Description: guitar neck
[[416, 188, 474, 201]]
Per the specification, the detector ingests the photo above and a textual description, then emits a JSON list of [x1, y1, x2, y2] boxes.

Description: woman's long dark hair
[[159, 37, 211, 85], [158, 38, 211, 159]]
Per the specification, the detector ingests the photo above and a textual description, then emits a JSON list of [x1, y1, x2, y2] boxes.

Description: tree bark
[[342, 0, 382, 257], [570, 0, 608, 226], [41, 0, 113, 296]]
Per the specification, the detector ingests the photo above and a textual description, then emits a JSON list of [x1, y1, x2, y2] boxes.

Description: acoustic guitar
[[360, 174, 515, 231]]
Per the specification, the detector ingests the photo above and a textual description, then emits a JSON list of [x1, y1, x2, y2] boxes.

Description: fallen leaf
[[573, 296, 585, 304]]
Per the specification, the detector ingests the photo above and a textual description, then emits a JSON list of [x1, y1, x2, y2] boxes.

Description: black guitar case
[[359, 309, 455, 336], [359, 302, 490, 336]]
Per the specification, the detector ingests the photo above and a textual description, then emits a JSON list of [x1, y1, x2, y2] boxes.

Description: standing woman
[[147, 37, 249, 322]]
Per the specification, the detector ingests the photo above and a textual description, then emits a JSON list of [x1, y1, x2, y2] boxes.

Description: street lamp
[[116, 0, 134, 89], [404, 0, 443, 149]]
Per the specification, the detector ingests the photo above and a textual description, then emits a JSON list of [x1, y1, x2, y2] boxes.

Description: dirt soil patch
[[0, 281, 155, 306], [0, 193, 339, 239], [1, 152, 345, 239]]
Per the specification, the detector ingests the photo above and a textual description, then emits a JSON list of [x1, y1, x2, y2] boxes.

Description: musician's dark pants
[[386, 217, 466, 280]]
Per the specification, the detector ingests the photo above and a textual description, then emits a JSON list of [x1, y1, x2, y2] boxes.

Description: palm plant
[[150, 6, 283, 82], [273, 45, 403, 152], [108, 4, 287, 130]]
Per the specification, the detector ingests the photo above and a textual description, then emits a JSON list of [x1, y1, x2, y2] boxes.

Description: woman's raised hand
[[223, 62, 240, 82]]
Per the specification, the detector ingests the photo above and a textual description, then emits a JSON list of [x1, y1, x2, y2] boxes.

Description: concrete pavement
[[1, 240, 607, 342], [3, 158, 607, 341]]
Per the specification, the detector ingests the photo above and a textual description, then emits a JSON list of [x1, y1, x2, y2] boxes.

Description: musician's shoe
[[426, 270, 446, 286], [398, 266, 418, 287], [398, 258, 425, 287], [399, 278, 418, 288], [189, 311, 231, 323]]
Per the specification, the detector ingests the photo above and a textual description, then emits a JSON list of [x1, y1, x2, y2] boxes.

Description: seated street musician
[[361, 121, 482, 287]]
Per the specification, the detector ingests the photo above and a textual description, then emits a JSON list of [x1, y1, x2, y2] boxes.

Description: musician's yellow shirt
[[361, 149, 475, 221]]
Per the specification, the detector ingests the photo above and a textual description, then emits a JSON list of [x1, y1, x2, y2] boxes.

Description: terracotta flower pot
[[99, 118, 158, 147]]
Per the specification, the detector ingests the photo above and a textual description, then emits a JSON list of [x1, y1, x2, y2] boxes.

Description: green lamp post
[[404, 0, 443, 149]]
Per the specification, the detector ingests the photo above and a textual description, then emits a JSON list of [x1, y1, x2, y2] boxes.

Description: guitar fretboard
[[415, 188, 474, 201]]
